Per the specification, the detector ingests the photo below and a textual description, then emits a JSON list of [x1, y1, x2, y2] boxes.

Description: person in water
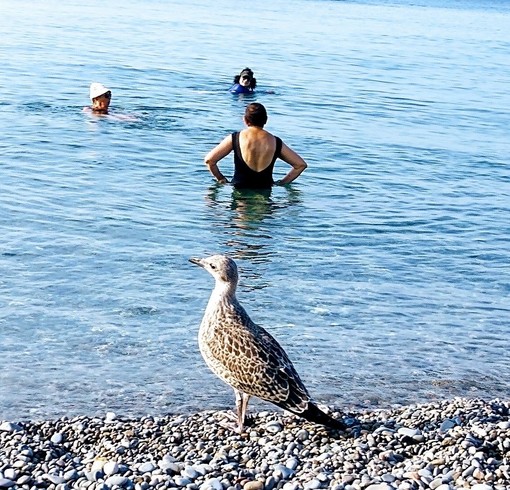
[[229, 68, 257, 94], [85, 82, 112, 114], [204, 103, 307, 189]]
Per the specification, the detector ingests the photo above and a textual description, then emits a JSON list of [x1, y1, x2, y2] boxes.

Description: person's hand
[[218, 177, 229, 184]]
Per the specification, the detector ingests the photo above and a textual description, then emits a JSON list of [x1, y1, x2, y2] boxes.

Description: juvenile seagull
[[189, 254, 346, 433]]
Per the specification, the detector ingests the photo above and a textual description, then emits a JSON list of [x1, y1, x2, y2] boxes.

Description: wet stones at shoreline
[[0, 398, 509, 490]]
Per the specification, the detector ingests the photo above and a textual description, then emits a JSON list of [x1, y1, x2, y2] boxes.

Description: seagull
[[189, 254, 346, 433]]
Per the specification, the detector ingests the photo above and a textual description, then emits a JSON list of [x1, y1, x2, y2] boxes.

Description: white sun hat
[[89, 82, 110, 100]]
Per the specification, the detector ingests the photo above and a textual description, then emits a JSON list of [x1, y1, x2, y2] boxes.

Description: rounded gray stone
[[51, 433, 64, 444], [47, 474, 66, 485], [138, 462, 156, 474], [0, 422, 22, 432], [105, 476, 129, 487], [304, 478, 322, 489]]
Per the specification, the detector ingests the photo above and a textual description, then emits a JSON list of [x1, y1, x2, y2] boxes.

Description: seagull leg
[[218, 391, 251, 433], [235, 390, 251, 433]]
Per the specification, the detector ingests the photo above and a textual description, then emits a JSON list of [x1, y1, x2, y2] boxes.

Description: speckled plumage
[[189, 254, 345, 432]]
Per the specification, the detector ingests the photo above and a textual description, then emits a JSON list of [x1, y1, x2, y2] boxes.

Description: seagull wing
[[204, 309, 312, 414]]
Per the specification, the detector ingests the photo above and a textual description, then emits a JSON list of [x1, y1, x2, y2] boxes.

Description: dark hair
[[233, 67, 257, 90], [244, 103, 267, 127]]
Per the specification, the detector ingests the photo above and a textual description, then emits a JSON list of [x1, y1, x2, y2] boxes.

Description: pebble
[[439, 418, 457, 433], [2, 470, 16, 481], [174, 476, 192, 486], [265, 421, 283, 434], [397, 427, 421, 437], [273, 463, 294, 480], [105, 412, 117, 423], [243, 481, 264, 490], [51, 432, 64, 444], [0, 398, 508, 490], [105, 475, 129, 487], [182, 466, 199, 479], [0, 422, 22, 432], [103, 461, 119, 475], [304, 478, 322, 489], [202, 478, 223, 490], [17, 475, 31, 485], [47, 474, 66, 484], [64, 469, 79, 481], [139, 462, 156, 473]]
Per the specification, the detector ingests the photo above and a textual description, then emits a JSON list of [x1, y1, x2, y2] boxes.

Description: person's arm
[[276, 142, 308, 185], [204, 135, 233, 183]]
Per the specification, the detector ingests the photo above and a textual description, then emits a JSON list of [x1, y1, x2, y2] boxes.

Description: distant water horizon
[[0, 0, 509, 421]]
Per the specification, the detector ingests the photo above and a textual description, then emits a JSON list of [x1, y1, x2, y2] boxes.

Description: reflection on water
[[204, 185, 303, 287]]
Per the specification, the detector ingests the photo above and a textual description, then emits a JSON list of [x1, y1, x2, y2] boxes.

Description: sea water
[[0, 0, 509, 421]]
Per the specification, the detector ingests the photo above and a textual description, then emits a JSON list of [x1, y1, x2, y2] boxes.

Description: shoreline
[[0, 398, 508, 490]]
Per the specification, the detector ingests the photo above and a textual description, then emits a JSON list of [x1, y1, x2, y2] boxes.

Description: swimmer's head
[[234, 68, 257, 90], [244, 103, 267, 128], [89, 82, 111, 112], [90, 82, 111, 101]]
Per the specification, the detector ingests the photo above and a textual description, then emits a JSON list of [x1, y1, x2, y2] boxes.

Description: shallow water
[[0, 0, 509, 421]]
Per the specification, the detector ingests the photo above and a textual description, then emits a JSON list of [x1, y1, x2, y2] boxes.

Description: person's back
[[238, 128, 277, 171], [204, 102, 307, 188], [231, 128, 282, 189]]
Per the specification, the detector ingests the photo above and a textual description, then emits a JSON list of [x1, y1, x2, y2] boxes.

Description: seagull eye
[[210, 264, 216, 270]]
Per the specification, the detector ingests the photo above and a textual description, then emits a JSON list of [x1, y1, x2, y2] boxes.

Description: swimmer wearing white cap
[[88, 82, 111, 114]]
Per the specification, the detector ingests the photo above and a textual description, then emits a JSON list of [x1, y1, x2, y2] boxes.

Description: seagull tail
[[299, 402, 346, 430]]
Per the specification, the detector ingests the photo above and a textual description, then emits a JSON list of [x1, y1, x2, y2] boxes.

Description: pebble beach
[[1, 398, 509, 490]]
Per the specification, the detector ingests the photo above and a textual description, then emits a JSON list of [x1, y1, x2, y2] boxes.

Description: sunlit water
[[0, 0, 509, 421]]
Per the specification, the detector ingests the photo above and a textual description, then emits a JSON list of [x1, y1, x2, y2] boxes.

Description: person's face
[[239, 73, 252, 87], [92, 91, 111, 111]]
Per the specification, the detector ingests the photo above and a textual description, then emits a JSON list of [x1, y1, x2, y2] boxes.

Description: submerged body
[[229, 83, 254, 95], [189, 254, 345, 432]]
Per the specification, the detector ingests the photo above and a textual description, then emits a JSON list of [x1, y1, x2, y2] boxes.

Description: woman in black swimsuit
[[204, 103, 307, 189]]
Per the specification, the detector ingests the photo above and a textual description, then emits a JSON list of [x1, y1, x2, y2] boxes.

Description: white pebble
[[282, 483, 299, 490], [0, 422, 22, 433], [201, 478, 223, 490], [138, 462, 156, 473], [273, 463, 294, 480], [265, 421, 283, 434], [182, 466, 199, 479], [304, 478, 321, 489], [2, 470, 16, 481], [51, 433, 63, 444], [174, 476, 192, 486], [105, 476, 129, 487], [105, 412, 117, 422], [103, 461, 119, 476], [397, 427, 421, 437]]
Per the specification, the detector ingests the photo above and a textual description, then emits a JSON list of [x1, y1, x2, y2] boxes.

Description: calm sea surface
[[0, 0, 509, 421]]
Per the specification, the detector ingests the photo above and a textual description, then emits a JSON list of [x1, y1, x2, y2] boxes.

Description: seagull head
[[189, 254, 239, 285]]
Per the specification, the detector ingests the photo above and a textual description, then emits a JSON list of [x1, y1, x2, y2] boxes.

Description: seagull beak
[[189, 257, 204, 267]]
